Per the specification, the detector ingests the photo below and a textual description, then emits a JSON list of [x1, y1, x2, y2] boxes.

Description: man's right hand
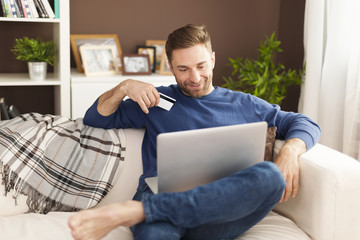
[[97, 79, 160, 116], [121, 80, 160, 114]]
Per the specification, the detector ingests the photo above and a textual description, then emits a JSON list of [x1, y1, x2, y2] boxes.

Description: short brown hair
[[165, 24, 212, 63]]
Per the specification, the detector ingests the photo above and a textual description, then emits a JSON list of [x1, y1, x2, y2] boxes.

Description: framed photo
[[121, 54, 152, 75], [70, 34, 123, 73], [79, 45, 118, 77], [160, 49, 173, 75], [136, 46, 156, 73], [146, 40, 166, 71]]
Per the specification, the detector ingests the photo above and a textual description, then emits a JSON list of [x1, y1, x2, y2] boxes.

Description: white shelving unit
[[0, 1, 71, 118], [0, 73, 61, 86], [71, 70, 176, 119], [0, 17, 60, 23]]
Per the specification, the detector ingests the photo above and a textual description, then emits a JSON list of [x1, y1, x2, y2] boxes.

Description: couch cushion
[[0, 211, 309, 240], [0, 187, 28, 217], [237, 211, 310, 240], [0, 212, 133, 240]]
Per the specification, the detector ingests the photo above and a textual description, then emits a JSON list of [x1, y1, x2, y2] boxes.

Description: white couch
[[1, 128, 360, 240]]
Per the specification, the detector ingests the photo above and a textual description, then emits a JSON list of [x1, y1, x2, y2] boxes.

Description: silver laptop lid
[[157, 122, 267, 193]]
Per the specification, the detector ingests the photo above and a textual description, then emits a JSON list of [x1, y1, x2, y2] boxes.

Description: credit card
[[158, 93, 176, 111]]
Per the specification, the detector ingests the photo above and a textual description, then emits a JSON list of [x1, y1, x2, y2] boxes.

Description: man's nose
[[190, 69, 201, 83]]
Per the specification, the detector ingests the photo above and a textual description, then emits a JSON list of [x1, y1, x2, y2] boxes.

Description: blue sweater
[[84, 85, 321, 185]]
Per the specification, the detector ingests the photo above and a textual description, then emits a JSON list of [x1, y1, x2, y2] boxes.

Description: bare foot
[[68, 200, 145, 240]]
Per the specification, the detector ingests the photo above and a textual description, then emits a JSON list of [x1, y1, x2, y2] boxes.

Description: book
[[0, 97, 10, 120], [33, 0, 46, 18], [24, 0, 32, 17], [36, 0, 48, 18], [5, 0, 11, 17], [2, 0, 10, 17], [54, 0, 58, 18], [27, 0, 38, 18], [4, 0, 10, 17], [14, 0, 24, 17], [1, 0, 6, 17], [8, 0, 18, 17], [20, 0, 29, 17], [40, 0, 54, 18]]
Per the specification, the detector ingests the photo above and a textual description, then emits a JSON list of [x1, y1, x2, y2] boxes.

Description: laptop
[[145, 121, 267, 194]]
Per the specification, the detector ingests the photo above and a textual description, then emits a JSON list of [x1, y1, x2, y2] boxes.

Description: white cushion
[[0, 210, 308, 240], [237, 211, 310, 240], [0, 212, 133, 240], [0, 187, 28, 217]]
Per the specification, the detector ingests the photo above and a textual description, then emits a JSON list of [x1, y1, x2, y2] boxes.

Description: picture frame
[[121, 54, 152, 75], [145, 40, 166, 71], [136, 46, 156, 73], [159, 49, 173, 75], [79, 45, 119, 77], [70, 34, 123, 73]]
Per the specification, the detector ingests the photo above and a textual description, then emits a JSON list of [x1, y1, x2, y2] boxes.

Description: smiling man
[[68, 24, 320, 240], [170, 47, 214, 98]]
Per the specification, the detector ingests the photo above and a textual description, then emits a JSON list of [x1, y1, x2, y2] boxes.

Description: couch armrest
[[273, 141, 360, 240]]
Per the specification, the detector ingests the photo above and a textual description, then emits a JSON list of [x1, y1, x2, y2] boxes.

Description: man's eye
[[179, 69, 187, 72]]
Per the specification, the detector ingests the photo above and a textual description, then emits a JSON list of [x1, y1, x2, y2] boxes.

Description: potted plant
[[11, 37, 56, 81], [222, 33, 304, 105]]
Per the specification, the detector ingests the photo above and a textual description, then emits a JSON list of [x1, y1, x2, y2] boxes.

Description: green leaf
[[222, 32, 304, 105], [11, 37, 56, 66]]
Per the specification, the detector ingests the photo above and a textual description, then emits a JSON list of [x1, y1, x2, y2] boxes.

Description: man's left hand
[[274, 138, 306, 202]]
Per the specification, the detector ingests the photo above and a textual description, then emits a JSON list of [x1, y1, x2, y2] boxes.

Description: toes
[[68, 215, 83, 239], [68, 215, 79, 229]]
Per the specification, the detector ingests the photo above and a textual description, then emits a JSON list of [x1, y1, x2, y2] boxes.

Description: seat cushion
[[237, 211, 310, 240], [0, 211, 309, 240], [0, 212, 133, 240]]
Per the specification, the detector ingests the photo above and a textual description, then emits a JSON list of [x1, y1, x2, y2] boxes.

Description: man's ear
[[212, 51, 216, 69]]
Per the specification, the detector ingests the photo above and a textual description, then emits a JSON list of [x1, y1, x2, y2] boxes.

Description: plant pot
[[28, 62, 47, 81]]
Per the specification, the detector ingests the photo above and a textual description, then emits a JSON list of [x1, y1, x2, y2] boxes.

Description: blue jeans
[[131, 161, 285, 240]]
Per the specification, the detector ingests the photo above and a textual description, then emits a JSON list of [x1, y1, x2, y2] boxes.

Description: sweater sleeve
[[249, 95, 321, 150], [274, 110, 321, 150], [83, 98, 146, 129]]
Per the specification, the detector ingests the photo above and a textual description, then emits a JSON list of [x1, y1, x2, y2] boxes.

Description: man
[[68, 24, 321, 240]]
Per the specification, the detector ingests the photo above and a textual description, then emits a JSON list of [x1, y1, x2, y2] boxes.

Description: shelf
[[0, 17, 60, 23], [0, 73, 61, 86], [0, 1, 70, 117], [71, 69, 175, 84]]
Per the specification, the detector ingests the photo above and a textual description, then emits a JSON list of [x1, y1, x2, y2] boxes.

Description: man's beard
[[175, 75, 213, 98]]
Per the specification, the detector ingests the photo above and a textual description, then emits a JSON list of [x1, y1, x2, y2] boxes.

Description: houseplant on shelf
[[222, 32, 304, 105], [11, 37, 56, 81]]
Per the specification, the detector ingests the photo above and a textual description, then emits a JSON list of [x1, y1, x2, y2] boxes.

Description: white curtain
[[299, 0, 360, 160]]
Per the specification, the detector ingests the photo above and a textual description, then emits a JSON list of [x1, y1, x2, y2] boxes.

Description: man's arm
[[246, 95, 320, 202], [274, 137, 306, 202], [83, 79, 160, 129], [97, 79, 160, 116]]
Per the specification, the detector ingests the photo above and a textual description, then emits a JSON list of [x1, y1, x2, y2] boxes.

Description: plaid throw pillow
[[264, 127, 277, 161]]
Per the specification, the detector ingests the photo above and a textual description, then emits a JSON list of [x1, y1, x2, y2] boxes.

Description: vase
[[28, 62, 47, 81]]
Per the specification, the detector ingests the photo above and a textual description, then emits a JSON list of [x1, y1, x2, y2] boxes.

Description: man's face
[[169, 44, 215, 98]]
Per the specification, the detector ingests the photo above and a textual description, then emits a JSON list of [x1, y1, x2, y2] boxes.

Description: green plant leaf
[[11, 37, 56, 66], [222, 32, 304, 105]]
